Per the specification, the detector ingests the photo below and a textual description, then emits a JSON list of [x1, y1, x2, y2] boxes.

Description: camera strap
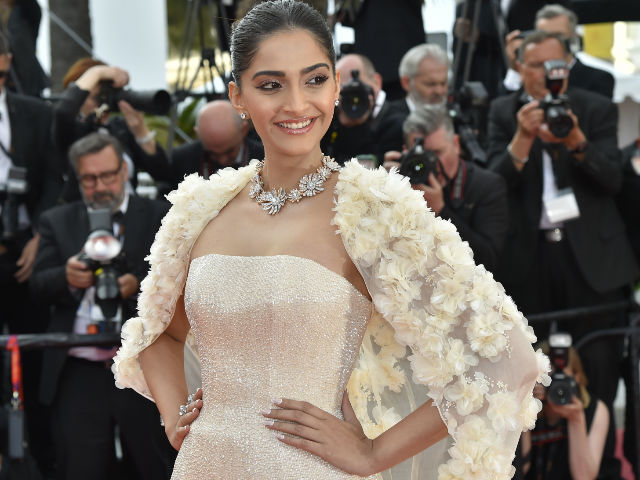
[[446, 160, 467, 209]]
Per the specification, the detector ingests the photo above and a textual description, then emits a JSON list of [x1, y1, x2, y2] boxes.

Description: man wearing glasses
[[30, 132, 174, 480], [487, 29, 637, 478]]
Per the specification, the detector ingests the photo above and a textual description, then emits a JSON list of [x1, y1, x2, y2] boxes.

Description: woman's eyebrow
[[252, 62, 330, 80]]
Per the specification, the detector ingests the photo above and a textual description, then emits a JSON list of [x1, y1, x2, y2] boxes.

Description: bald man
[[149, 100, 264, 192]]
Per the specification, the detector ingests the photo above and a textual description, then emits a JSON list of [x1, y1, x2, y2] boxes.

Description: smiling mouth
[[276, 118, 314, 130]]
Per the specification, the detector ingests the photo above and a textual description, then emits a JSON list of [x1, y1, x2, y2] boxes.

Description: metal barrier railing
[[527, 299, 640, 474]]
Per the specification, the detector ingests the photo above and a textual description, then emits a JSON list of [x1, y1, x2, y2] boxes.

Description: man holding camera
[[502, 4, 614, 99], [487, 30, 638, 413], [321, 53, 396, 166], [31, 132, 174, 480], [54, 60, 170, 202], [384, 104, 508, 272]]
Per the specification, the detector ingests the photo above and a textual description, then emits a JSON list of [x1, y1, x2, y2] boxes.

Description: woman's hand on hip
[[261, 393, 377, 476], [168, 387, 203, 451]]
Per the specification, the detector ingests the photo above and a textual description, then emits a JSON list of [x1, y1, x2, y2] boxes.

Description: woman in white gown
[[112, 1, 549, 479]]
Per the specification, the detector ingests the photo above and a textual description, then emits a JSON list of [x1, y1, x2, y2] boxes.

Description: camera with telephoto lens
[[339, 69, 374, 120], [96, 80, 172, 116], [77, 208, 126, 332], [398, 136, 439, 185], [546, 332, 579, 405], [0, 166, 28, 240], [539, 60, 573, 138], [448, 81, 488, 165]]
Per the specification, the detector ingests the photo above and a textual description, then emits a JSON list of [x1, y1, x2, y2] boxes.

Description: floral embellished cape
[[113, 160, 549, 480]]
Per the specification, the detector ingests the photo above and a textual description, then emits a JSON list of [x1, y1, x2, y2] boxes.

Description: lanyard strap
[[6, 335, 23, 410]]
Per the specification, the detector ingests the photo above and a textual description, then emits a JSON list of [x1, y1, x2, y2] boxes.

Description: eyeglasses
[[0, 70, 9, 79], [77, 163, 122, 188]]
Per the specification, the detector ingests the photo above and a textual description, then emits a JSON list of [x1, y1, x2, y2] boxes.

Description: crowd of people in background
[[0, 0, 638, 479]]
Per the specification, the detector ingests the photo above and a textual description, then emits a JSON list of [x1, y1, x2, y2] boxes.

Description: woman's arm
[[566, 399, 609, 480], [547, 397, 609, 480], [139, 294, 201, 450], [261, 395, 447, 476]]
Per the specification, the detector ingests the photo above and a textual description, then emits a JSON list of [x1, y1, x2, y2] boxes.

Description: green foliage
[[143, 96, 203, 149]]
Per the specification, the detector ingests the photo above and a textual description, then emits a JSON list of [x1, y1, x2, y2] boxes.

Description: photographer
[[384, 105, 508, 271], [53, 58, 170, 202], [521, 336, 612, 480], [321, 53, 396, 165], [487, 30, 638, 416], [501, 4, 614, 99], [30, 132, 174, 480]]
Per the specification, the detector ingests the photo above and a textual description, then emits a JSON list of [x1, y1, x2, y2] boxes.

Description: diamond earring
[[240, 112, 247, 119], [334, 99, 339, 107]]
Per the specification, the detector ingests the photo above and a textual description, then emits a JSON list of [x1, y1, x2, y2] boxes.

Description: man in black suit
[[145, 100, 263, 193], [536, 4, 614, 99], [321, 53, 398, 166], [501, 4, 615, 99], [385, 105, 508, 271], [383, 44, 450, 153], [487, 30, 638, 414], [31, 132, 174, 480], [0, 30, 59, 314]]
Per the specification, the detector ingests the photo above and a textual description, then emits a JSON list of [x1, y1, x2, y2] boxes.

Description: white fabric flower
[[535, 348, 552, 386], [446, 339, 479, 377], [444, 375, 487, 416], [519, 394, 543, 431], [409, 352, 454, 388], [486, 391, 520, 432]]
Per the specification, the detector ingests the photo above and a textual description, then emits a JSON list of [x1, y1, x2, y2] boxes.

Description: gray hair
[[398, 43, 449, 79], [403, 104, 454, 142], [517, 30, 569, 63], [69, 132, 124, 174], [536, 4, 578, 35]]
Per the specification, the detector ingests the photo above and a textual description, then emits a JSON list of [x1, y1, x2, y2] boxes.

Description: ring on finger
[[187, 393, 195, 404], [179, 404, 188, 416]]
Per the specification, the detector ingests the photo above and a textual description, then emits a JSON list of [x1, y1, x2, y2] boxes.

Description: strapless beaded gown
[[171, 254, 376, 480]]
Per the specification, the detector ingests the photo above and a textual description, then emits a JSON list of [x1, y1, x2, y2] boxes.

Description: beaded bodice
[[170, 254, 376, 480]]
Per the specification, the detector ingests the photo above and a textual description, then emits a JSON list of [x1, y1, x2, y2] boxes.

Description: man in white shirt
[[487, 31, 637, 456]]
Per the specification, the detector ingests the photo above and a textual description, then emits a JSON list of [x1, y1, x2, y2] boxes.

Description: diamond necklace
[[249, 156, 340, 215]]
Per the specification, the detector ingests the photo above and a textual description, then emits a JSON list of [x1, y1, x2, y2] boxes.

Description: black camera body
[[398, 137, 439, 185], [0, 166, 28, 240], [339, 70, 373, 120], [539, 60, 574, 139], [546, 332, 579, 405], [78, 208, 126, 328], [97, 80, 172, 116]]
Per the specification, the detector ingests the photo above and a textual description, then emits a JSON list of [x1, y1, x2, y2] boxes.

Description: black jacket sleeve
[[439, 168, 508, 271], [30, 211, 78, 307]]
